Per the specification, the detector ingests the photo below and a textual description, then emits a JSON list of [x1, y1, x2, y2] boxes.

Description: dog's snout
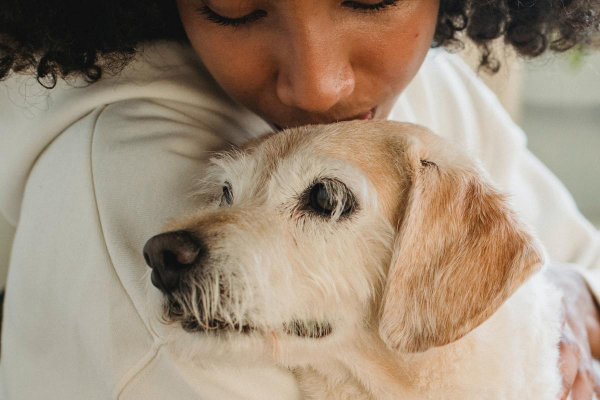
[[143, 230, 204, 293]]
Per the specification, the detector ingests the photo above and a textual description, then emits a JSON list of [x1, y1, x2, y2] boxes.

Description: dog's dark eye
[[310, 183, 334, 214], [307, 180, 354, 217], [220, 182, 233, 206]]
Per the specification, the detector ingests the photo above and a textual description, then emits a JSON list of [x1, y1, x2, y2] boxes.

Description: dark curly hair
[[1, 0, 599, 88]]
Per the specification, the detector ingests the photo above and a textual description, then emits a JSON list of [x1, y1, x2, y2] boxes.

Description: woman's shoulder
[[393, 48, 515, 134], [0, 41, 265, 136], [0, 41, 270, 224], [391, 48, 528, 187]]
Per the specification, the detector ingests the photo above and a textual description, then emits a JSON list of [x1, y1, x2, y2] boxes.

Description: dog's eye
[[310, 183, 334, 214], [220, 182, 233, 206], [307, 180, 354, 217]]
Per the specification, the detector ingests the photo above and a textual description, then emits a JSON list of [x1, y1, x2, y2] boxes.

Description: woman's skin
[[176, 0, 439, 129], [176, 0, 600, 398], [549, 267, 600, 399]]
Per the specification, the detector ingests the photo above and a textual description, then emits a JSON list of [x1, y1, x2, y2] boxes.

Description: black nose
[[143, 230, 204, 293]]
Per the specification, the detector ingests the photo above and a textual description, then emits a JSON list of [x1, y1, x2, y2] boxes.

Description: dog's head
[[144, 120, 544, 362]]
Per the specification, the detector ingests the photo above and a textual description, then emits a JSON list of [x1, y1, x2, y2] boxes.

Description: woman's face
[[177, 0, 440, 129]]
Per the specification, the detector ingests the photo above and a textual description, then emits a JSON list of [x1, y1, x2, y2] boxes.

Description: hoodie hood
[[0, 42, 270, 226]]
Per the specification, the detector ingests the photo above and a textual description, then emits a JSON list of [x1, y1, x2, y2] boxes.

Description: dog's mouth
[[283, 320, 332, 339], [163, 294, 332, 339], [175, 314, 332, 339], [180, 317, 254, 334]]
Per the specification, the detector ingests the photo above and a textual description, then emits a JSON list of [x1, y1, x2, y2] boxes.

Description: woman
[[1, 0, 599, 398]]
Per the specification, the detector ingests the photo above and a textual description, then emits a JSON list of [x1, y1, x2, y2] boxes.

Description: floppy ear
[[378, 134, 545, 353]]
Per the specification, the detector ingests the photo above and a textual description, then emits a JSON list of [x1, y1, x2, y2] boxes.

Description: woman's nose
[[276, 27, 355, 113]]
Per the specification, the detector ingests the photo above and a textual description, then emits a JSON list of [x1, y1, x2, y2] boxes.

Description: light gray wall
[[520, 52, 600, 228]]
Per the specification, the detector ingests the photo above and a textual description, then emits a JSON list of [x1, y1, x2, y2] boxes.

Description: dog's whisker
[[200, 283, 212, 325], [213, 273, 223, 317], [190, 286, 202, 325]]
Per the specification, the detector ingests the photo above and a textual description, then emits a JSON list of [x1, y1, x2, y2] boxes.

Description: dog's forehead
[[246, 121, 413, 174], [235, 121, 422, 219]]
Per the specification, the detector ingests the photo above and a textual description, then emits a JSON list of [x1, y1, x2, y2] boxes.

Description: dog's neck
[[293, 323, 490, 400], [291, 274, 562, 400], [340, 330, 466, 399]]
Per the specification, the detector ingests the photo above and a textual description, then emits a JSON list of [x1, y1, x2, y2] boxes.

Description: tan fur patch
[[378, 129, 544, 353]]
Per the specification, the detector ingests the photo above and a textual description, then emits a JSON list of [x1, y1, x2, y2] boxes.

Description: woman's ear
[[378, 135, 545, 353]]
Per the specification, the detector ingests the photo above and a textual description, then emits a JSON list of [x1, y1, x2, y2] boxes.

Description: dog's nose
[[143, 230, 204, 293]]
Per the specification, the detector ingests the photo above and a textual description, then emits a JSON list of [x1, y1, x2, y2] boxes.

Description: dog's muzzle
[[143, 230, 205, 294], [143, 230, 334, 339]]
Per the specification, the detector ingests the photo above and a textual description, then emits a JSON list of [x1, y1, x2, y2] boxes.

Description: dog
[[143, 120, 563, 399]]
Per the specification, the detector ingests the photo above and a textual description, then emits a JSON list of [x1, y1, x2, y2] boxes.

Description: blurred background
[[461, 43, 600, 229], [0, 45, 599, 289]]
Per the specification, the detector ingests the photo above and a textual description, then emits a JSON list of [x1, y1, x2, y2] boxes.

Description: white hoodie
[[1, 41, 599, 399]]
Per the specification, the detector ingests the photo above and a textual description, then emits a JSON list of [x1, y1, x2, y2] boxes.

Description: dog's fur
[[145, 121, 563, 399]]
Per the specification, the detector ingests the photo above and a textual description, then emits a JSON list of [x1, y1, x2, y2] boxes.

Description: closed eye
[[197, 0, 401, 28], [197, 6, 267, 27], [342, 0, 401, 11]]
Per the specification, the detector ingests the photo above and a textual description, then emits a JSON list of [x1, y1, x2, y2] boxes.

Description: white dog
[[144, 121, 563, 399]]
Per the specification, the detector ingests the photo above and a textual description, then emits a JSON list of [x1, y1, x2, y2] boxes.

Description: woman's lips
[[274, 107, 377, 131], [340, 107, 376, 122]]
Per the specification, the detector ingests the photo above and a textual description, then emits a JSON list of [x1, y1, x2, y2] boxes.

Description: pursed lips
[[339, 107, 376, 122], [274, 106, 377, 131]]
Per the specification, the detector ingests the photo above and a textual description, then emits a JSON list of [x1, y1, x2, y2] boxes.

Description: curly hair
[[1, 0, 599, 88]]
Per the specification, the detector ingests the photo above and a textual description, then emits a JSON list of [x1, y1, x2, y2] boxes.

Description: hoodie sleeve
[[0, 42, 301, 400]]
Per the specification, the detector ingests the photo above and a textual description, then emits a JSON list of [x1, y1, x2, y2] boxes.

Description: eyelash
[[197, 6, 267, 27], [197, 0, 400, 27], [342, 0, 401, 11]]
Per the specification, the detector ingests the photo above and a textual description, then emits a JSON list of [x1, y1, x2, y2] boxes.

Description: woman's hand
[[547, 265, 600, 400]]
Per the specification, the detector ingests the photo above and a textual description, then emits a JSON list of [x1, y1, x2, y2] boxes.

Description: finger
[[571, 369, 594, 400], [560, 347, 582, 400], [559, 323, 583, 399], [591, 367, 600, 397]]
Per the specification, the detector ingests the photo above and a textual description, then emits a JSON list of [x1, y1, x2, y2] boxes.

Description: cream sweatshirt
[[1, 41, 598, 399]]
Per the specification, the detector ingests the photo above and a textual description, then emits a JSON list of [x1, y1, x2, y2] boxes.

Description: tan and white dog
[[144, 121, 563, 400]]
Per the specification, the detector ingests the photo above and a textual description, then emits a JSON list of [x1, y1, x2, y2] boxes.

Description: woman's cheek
[[192, 35, 272, 101], [349, 0, 439, 93], [176, 8, 271, 102]]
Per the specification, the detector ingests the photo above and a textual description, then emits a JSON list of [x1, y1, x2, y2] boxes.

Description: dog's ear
[[378, 133, 545, 353]]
